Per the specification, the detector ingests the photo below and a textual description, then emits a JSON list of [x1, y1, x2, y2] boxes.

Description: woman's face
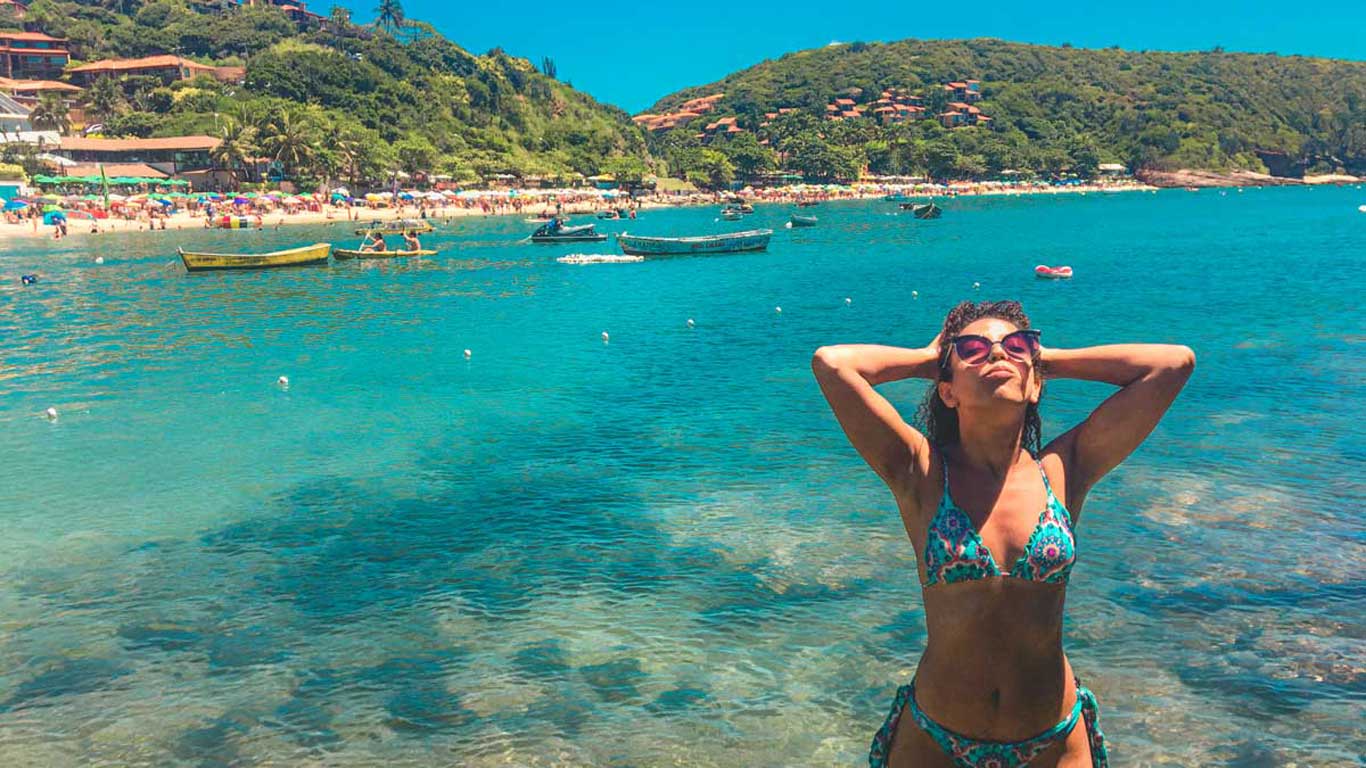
[[937, 317, 1041, 411]]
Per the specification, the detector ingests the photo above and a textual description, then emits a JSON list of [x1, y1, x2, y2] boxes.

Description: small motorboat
[[596, 210, 620, 220], [617, 229, 772, 256], [1034, 264, 1074, 279], [901, 202, 941, 219], [789, 214, 818, 227], [796, 200, 820, 208], [530, 220, 608, 243], [354, 219, 433, 235], [720, 207, 744, 221], [178, 243, 332, 272]]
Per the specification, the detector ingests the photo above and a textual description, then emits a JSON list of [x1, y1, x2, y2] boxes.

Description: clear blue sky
[[339, 0, 1364, 112]]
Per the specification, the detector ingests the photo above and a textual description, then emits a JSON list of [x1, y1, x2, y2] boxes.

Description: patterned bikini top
[[921, 459, 1076, 587]]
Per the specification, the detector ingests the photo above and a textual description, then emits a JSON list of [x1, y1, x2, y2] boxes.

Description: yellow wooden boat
[[178, 242, 332, 272], [333, 248, 437, 260]]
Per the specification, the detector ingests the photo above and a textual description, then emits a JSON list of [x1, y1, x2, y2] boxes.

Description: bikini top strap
[[1036, 459, 1057, 500]]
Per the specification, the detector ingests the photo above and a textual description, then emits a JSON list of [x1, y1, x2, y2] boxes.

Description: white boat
[[616, 229, 773, 256], [556, 254, 645, 264]]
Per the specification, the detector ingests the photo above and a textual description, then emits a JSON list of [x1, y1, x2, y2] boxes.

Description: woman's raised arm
[[1043, 344, 1196, 498], [811, 343, 939, 490]]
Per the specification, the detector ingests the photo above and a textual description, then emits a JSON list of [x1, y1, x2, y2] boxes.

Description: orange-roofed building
[[68, 55, 217, 86], [54, 135, 222, 184], [0, 30, 68, 80]]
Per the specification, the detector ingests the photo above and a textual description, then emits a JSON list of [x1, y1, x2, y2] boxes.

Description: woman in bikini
[[812, 300, 1194, 767]]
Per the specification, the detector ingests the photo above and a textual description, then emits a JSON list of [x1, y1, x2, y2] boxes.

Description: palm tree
[[372, 0, 404, 35], [259, 108, 320, 178], [84, 76, 126, 127], [209, 117, 258, 190], [30, 93, 71, 135]]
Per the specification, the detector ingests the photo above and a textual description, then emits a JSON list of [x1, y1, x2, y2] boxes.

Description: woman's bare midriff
[[916, 578, 1074, 738]]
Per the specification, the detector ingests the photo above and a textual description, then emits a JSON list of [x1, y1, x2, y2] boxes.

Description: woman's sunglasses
[[944, 329, 1041, 366]]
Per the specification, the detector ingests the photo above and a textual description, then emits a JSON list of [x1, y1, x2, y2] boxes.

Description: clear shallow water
[[1, 188, 1363, 766]]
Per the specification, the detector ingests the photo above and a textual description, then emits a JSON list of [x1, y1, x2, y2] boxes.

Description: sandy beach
[[1, 181, 1165, 243]]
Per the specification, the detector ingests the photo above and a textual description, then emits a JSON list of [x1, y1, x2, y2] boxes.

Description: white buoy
[[1358, 204, 1366, 213], [844, 297, 852, 305], [463, 348, 472, 359], [686, 318, 695, 328], [44, 407, 57, 421], [602, 331, 610, 342], [973, 282, 980, 290], [912, 290, 918, 299], [277, 375, 289, 388], [94, 256, 104, 265], [775, 306, 782, 314]]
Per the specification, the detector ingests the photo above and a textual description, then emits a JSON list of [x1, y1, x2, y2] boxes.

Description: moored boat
[[903, 202, 941, 219], [530, 221, 608, 243], [617, 229, 773, 256], [334, 248, 437, 260], [1034, 264, 1074, 279], [796, 200, 820, 208], [720, 208, 744, 221], [790, 214, 818, 227], [178, 242, 332, 272], [353, 218, 433, 236]]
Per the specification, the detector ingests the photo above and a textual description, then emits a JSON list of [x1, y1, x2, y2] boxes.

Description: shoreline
[[0, 181, 1172, 243], [1137, 168, 1362, 188]]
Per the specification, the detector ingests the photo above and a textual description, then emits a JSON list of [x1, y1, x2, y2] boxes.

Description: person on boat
[[361, 231, 386, 252], [402, 231, 422, 251], [812, 300, 1194, 768]]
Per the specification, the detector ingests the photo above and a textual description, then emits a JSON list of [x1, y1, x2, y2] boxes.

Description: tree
[[540, 56, 556, 80], [393, 132, 437, 178], [259, 108, 320, 178], [209, 116, 258, 190], [84, 76, 127, 126], [373, 0, 404, 35], [718, 132, 776, 179], [30, 93, 70, 135]]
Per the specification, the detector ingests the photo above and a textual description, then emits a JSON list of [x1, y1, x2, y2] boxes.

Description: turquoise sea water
[[1, 188, 1362, 766]]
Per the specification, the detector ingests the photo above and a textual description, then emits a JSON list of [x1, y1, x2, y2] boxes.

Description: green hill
[[641, 39, 1366, 181], [18, 0, 652, 184]]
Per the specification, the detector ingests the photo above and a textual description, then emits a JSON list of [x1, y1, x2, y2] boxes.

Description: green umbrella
[[32, 174, 55, 184], [42, 204, 62, 212], [169, 179, 190, 186]]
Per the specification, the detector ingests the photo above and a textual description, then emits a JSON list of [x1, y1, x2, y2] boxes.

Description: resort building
[[0, 31, 69, 80], [1097, 163, 1129, 176], [240, 0, 323, 25], [635, 92, 726, 133], [699, 116, 744, 143], [943, 80, 983, 101], [940, 101, 991, 129], [66, 55, 245, 87], [53, 135, 220, 180]]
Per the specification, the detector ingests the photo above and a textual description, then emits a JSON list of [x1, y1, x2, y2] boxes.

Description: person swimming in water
[[812, 300, 1194, 768]]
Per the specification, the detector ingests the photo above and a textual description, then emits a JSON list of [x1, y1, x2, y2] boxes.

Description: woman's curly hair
[[915, 300, 1044, 456]]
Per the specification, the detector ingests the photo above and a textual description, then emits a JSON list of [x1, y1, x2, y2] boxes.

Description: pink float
[[1035, 265, 1073, 279]]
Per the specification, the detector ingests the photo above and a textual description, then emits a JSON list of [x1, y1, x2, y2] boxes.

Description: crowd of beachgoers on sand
[[1, 177, 1169, 241]]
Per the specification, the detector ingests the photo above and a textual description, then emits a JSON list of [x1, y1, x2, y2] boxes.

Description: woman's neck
[[955, 414, 1026, 477]]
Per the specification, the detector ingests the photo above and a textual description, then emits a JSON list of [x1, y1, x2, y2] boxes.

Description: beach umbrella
[[4, 200, 27, 210], [233, 196, 250, 204]]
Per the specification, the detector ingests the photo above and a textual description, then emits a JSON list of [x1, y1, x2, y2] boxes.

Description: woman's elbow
[[811, 345, 844, 375], [1161, 345, 1196, 381]]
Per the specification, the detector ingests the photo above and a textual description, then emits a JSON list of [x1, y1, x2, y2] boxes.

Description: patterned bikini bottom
[[868, 676, 1108, 768]]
